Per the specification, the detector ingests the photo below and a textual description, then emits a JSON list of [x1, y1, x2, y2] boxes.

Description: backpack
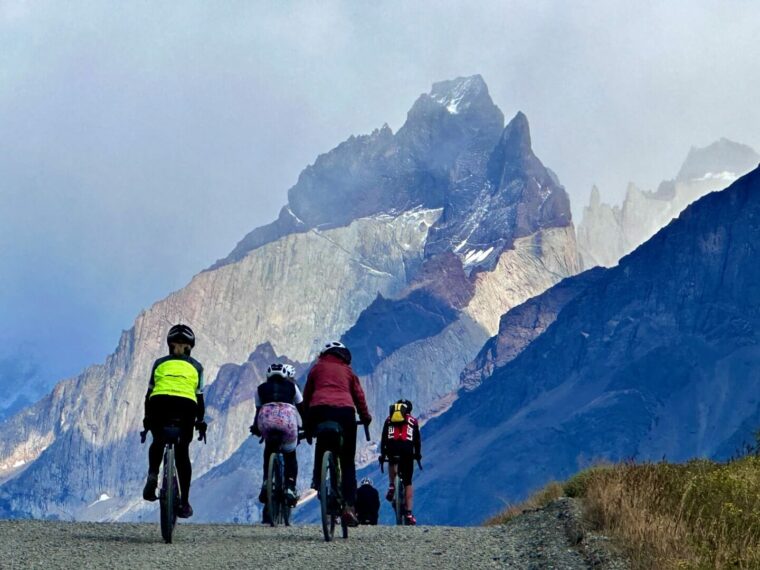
[[389, 402, 409, 424]]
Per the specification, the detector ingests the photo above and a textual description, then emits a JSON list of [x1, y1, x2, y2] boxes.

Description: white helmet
[[266, 363, 295, 380], [319, 341, 346, 355]]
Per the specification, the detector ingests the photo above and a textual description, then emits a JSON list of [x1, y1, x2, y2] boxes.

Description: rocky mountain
[[0, 75, 580, 522], [413, 166, 760, 525], [577, 139, 759, 268]]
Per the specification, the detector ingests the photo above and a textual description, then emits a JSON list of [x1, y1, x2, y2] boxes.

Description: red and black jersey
[[380, 414, 421, 457]]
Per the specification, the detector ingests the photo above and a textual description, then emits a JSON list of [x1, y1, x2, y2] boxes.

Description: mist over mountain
[[577, 139, 759, 268]]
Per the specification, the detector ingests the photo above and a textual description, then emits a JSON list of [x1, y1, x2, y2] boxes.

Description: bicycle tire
[[267, 453, 279, 527], [279, 453, 292, 526], [160, 446, 178, 543], [320, 451, 336, 542], [394, 473, 404, 526]]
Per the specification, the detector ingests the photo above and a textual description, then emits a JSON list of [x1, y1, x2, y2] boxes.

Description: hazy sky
[[2, 0, 759, 388]]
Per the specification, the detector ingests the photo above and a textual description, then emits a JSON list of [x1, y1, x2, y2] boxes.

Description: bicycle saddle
[[314, 421, 343, 435], [161, 419, 183, 443]]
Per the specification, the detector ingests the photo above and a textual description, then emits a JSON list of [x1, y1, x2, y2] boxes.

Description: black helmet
[[167, 324, 195, 348], [396, 399, 413, 414], [319, 341, 352, 364]]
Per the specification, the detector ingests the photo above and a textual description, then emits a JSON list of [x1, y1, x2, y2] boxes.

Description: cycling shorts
[[386, 442, 415, 485], [257, 403, 299, 452]]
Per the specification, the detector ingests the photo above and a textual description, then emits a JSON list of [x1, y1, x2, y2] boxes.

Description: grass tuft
[[484, 481, 564, 525]]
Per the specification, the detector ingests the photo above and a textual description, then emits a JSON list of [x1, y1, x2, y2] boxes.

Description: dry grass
[[484, 481, 564, 525], [486, 454, 760, 569], [565, 457, 760, 569]]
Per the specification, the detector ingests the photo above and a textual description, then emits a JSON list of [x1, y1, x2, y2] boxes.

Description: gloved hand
[[142, 417, 151, 431], [249, 423, 261, 437], [195, 420, 208, 443], [361, 415, 372, 427]]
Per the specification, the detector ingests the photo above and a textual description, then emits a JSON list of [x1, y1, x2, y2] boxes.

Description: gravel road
[[0, 499, 623, 569]]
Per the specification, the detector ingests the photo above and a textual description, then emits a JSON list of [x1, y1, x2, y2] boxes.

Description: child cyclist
[[379, 399, 422, 525], [250, 363, 304, 510]]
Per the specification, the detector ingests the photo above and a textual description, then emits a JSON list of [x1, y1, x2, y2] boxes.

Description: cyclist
[[142, 324, 207, 519], [250, 363, 304, 510], [380, 399, 421, 525], [356, 477, 380, 525], [303, 341, 372, 527]]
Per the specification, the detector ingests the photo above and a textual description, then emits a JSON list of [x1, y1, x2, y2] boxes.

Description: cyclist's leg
[[172, 398, 197, 504], [400, 454, 414, 512], [262, 440, 275, 479], [148, 437, 164, 475], [283, 450, 297, 489], [307, 405, 330, 490], [336, 409, 357, 505], [146, 396, 166, 475], [174, 423, 194, 503]]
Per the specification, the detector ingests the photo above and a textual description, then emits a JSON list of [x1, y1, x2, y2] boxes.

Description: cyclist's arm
[[302, 370, 315, 412], [144, 360, 159, 421], [349, 372, 371, 423], [380, 419, 389, 457], [293, 385, 305, 420], [413, 419, 421, 459], [195, 363, 206, 422]]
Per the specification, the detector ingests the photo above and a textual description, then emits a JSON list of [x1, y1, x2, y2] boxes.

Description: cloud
[[1, 0, 758, 388]]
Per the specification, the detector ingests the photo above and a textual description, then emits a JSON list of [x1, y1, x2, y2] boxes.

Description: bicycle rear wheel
[[320, 451, 337, 542], [266, 453, 281, 527], [160, 446, 178, 543], [393, 473, 404, 526]]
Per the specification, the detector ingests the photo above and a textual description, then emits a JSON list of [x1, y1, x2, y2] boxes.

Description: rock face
[[0, 208, 438, 520], [0, 75, 581, 522], [414, 167, 760, 525], [577, 139, 759, 268], [460, 267, 606, 391]]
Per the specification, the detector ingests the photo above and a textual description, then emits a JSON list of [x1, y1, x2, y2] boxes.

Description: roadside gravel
[[0, 499, 624, 569]]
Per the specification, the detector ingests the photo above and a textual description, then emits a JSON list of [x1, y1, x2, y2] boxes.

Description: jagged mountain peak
[[676, 138, 759, 183], [589, 185, 601, 209], [429, 74, 490, 115], [400, 75, 504, 144], [501, 111, 531, 146]]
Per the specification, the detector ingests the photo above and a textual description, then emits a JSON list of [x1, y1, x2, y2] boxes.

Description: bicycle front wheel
[[160, 447, 178, 543], [320, 451, 336, 542]]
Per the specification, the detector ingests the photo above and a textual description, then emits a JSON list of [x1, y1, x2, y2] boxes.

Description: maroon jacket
[[303, 354, 371, 421]]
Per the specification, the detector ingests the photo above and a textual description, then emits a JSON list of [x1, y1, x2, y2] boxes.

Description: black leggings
[[263, 442, 298, 488], [147, 395, 197, 504], [308, 406, 358, 506]]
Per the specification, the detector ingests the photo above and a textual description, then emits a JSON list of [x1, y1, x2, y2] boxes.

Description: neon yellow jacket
[[147, 354, 204, 403]]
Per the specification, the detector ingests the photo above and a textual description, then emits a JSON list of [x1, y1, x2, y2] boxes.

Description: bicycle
[[140, 419, 206, 543], [314, 419, 370, 542], [258, 429, 306, 527], [380, 454, 423, 526]]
